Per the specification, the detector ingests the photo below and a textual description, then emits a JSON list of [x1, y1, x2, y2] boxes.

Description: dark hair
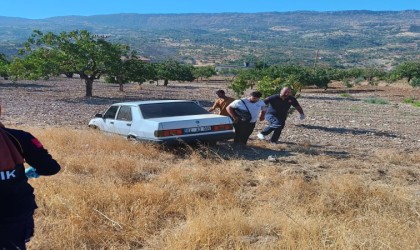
[[215, 89, 225, 95], [250, 91, 262, 98]]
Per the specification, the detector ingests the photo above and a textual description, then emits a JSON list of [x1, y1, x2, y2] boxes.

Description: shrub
[[403, 98, 420, 107], [363, 97, 389, 105]]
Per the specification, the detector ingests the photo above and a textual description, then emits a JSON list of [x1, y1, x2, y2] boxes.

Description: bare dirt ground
[[1, 76, 419, 159]]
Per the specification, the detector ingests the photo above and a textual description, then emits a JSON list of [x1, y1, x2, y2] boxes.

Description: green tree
[[307, 67, 331, 89], [9, 48, 62, 81], [0, 53, 9, 79], [362, 68, 386, 85], [390, 61, 420, 83], [409, 77, 420, 89], [237, 68, 263, 89], [106, 53, 157, 91], [228, 76, 250, 98], [193, 66, 216, 81], [256, 76, 284, 97], [156, 59, 194, 86], [19, 30, 125, 97]]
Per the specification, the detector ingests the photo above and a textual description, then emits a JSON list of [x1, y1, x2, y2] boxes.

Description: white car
[[88, 100, 235, 144]]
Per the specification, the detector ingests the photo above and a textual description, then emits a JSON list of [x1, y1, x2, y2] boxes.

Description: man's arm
[[226, 105, 239, 123], [15, 130, 61, 176], [292, 98, 304, 115], [259, 110, 266, 121], [295, 105, 304, 115], [208, 100, 219, 112]]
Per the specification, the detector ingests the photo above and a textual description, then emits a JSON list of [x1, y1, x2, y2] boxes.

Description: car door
[[102, 105, 119, 133], [113, 105, 133, 136]]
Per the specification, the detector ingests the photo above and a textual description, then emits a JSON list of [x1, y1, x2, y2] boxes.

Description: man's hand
[[25, 166, 40, 179], [299, 113, 306, 120]]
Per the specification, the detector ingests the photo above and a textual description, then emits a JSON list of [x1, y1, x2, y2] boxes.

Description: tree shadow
[[302, 95, 361, 102], [280, 141, 351, 159], [58, 96, 214, 107], [0, 82, 51, 89], [304, 88, 382, 94], [296, 124, 398, 138]]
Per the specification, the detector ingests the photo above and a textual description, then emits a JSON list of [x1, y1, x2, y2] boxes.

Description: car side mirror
[[95, 113, 103, 118]]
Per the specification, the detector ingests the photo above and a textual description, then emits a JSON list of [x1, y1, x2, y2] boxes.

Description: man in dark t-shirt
[[257, 87, 305, 143]]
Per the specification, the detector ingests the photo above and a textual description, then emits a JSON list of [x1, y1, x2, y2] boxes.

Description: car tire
[[127, 135, 137, 141], [88, 125, 98, 129]]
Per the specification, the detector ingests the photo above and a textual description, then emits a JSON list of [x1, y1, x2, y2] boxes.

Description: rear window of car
[[140, 102, 209, 119]]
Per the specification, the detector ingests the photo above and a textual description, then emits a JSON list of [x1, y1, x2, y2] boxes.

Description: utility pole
[[313, 49, 319, 68]]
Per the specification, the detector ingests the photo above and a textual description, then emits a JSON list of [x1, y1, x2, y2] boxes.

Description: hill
[[0, 11, 419, 68]]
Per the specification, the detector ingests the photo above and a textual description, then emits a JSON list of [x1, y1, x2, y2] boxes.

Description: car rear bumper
[[139, 131, 235, 145]]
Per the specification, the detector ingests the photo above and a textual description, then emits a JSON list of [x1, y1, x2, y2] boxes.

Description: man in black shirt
[[0, 105, 61, 250], [257, 87, 305, 143]]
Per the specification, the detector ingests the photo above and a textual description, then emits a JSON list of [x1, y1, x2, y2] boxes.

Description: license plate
[[184, 126, 212, 133]]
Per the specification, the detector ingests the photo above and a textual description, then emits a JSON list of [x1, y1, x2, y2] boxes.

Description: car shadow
[[215, 143, 295, 160], [162, 139, 353, 161]]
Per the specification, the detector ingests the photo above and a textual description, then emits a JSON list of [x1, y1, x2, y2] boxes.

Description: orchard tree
[[237, 68, 263, 89], [156, 59, 194, 86], [228, 76, 249, 98], [307, 67, 332, 89], [390, 61, 420, 83], [193, 66, 216, 81], [19, 29, 125, 97], [106, 54, 156, 91], [256, 76, 284, 97], [9, 48, 62, 81], [0, 53, 9, 79]]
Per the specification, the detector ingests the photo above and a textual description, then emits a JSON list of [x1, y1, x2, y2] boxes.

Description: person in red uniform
[[0, 105, 61, 250]]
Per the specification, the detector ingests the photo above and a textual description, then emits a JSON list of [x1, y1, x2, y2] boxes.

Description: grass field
[[1, 77, 419, 249], [23, 127, 419, 249]]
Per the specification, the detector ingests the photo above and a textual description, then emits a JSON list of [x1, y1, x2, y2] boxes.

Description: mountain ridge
[[0, 11, 419, 68]]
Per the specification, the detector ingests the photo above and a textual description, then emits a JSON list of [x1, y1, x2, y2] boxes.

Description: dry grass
[[18, 127, 419, 249]]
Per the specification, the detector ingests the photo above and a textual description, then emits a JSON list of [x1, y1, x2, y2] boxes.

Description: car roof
[[112, 100, 196, 106]]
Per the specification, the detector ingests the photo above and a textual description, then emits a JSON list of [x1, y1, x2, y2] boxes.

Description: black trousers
[[0, 211, 34, 250], [233, 122, 256, 145]]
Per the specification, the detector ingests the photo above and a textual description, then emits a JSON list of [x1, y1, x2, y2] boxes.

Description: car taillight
[[211, 124, 233, 131], [154, 129, 184, 137]]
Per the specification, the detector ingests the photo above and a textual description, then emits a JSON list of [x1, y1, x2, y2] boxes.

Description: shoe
[[257, 133, 265, 140]]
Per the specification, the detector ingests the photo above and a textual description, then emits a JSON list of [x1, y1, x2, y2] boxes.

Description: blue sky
[[2, 0, 419, 19]]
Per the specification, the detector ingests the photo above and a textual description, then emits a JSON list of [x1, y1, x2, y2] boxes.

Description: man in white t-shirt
[[227, 91, 266, 146]]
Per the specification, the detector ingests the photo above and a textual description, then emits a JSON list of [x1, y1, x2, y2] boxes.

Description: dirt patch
[[1, 77, 419, 156]]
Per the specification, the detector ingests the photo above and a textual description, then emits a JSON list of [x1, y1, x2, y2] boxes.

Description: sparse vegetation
[[363, 97, 389, 105], [403, 97, 420, 107], [340, 93, 352, 98]]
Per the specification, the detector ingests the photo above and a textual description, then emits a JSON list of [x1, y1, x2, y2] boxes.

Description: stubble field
[[0, 77, 419, 249]]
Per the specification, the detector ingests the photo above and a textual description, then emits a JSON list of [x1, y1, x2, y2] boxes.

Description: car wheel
[[203, 141, 217, 146], [88, 125, 98, 129], [127, 135, 137, 141]]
